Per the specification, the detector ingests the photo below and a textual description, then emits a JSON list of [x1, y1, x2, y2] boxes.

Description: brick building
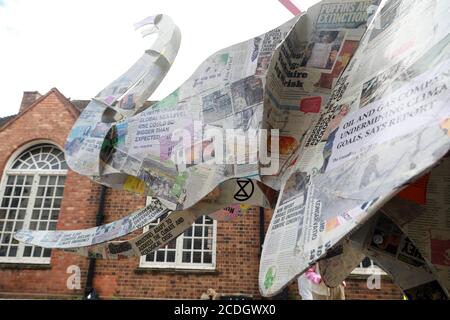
[[0, 88, 403, 299]]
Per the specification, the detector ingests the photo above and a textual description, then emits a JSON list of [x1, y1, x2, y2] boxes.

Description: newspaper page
[[61, 178, 269, 258], [95, 17, 298, 211], [395, 156, 450, 296], [15, 177, 269, 252], [259, 0, 450, 296], [365, 212, 448, 298], [14, 199, 169, 248], [319, 155, 448, 297]]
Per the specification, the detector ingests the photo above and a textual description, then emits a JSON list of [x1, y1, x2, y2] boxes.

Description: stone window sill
[[135, 267, 220, 275], [0, 263, 52, 270]]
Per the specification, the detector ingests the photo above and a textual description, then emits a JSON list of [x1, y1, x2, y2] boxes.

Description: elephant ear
[[259, 0, 450, 297]]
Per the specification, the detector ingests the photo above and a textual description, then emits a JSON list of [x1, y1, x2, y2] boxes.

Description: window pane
[[156, 251, 165, 262], [166, 251, 175, 262], [23, 246, 32, 257], [205, 216, 213, 224], [194, 239, 202, 250], [204, 239, 213, 250], [34, 198, 42, 207], [39, 176, 48, 185], [55, 187, 64, 197], [32, 210, 40, 219], [10, 198, 19, 208], [361, 257, 372, 268], [182, 251, 191, 263], [15, 222, 23, 231], [193, 251, 202, 263], [41, 210, 49, 220], [36, 187, 45, 197], [1, 198, 10, 208], [25, 176, 33, 185], [194, 226, 202, 237], [146, 252, 155, 262], [43, 199, 52, 208], [53, 198, 61, 208], [184, 228, 192, 237], [7, 210, 17, 220], [32, 246, 42, 257], [43, 248, 52, 257], [1, 233, 10, 244], [50, 210, 59, 220], [204, 226, 213, 238], [13, 187, 22, 197], [204, 252, 212, 264], [38, 221, 48, 230], [19, 198, 28, 208], [8, 246, 17, 257], [183, 238, 192, 250], [4, 187, 12, 196], [18, 210, 26, 219]]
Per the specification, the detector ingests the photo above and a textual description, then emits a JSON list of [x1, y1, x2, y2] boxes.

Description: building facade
[[0, 88, 403, 299]]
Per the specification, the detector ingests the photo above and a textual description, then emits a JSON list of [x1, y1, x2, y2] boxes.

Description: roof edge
[[0, 88, 81, 133]]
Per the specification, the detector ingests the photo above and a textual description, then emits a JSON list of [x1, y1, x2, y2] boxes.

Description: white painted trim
[[351, 266, 387, 276], [0, 257, 50, 264], [0, 141, 66, 264], [351, 258, 387, 276], [139, 197, 217, 270], [4, 139, 65, 171]]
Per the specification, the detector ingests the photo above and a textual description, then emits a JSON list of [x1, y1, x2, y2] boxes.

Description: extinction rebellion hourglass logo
[[234, 178, 254, 201]]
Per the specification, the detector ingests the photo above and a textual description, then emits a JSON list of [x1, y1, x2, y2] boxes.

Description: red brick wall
[[0, 90, 96, 298], [91, 190, 264, 299], [0, 89, 404, 300], [344, 277, 402, 300]]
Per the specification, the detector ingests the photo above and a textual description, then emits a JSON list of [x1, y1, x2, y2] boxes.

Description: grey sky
[[0, 0, 319, 117]]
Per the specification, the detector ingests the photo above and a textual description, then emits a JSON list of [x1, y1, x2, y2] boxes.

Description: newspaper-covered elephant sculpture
[[15, 0, 450, 298]]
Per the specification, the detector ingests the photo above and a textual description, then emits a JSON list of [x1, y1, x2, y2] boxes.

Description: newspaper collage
[[13, 1, 450, 298], [258, 0, 450, 297], [318, 155, 449, 299]]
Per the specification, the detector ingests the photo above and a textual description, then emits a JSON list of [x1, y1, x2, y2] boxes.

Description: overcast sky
[[0, 0, 319, 117]]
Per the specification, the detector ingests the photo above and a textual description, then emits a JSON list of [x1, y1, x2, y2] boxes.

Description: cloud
[[0, 0, 318, 117]]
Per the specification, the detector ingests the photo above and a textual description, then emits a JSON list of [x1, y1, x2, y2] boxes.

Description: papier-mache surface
[[14, 0, 450, 298]]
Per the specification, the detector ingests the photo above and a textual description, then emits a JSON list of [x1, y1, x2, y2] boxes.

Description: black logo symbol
[[234, 178, 254, 201]]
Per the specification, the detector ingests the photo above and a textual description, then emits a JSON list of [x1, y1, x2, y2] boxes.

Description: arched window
[[0, 143, 67, 263]]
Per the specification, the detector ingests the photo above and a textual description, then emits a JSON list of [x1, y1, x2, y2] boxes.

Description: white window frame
[[0, 140, 67, 264], [140, 198, 217, 270], [351, 257, 387, 276]]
